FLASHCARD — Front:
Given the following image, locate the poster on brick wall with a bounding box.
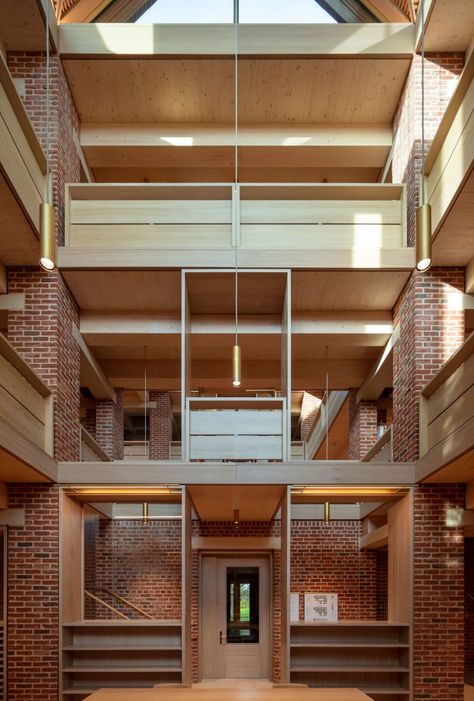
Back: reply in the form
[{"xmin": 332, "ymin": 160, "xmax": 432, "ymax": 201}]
[
  {"xmin": 290, "ymin": 592, "xmax": 299, "ymax": 622},
  {"xmin": 304, "ymin": 593, "xmax": 338, "ymax": 622}
]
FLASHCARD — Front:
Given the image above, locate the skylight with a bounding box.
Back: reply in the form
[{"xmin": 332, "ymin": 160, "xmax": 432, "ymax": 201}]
[{"xmin": 136, "ymin": 0, "xmax": 336, "ymax": 24}]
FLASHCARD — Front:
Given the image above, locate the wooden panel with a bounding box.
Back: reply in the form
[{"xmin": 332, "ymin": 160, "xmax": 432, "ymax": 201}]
[
  {"xmin": 241, "ymin": 224, "xmax": 401, "ymax": 250},
  {"xmin": 240, "ymin": 200, "xmax": 401, "ymax": 224},
  {"xmin": 182, "ymin": 488, "xmax": 192, "ymax": 686},
  {"xmin": 0, "ymin": 354, "xmax": 46, "ymax": 422},
  {"xmin": 71, "ymin": 200, "xmax": 232, "ymax": 224},
  {"xmin": 188, "ymin": 485, "xmax": 285, "ymax": 522},
  {"xmin": 0, "ymin": 386, "xmax": 45, "ymax": 449},
  {"xmin": 427, "ymin": 385, "xmax": 474, "ymax": 451},
  {"xmin": 189, "ymin": 435, "xmax": 283, "ymax": 461},
  {"xmin": 426, "ymin": 352, "xmax": 474, "ymax": 423},
  {"xmin": 281, "ymin": 487, "xmax": 291, "ymax": 684},
  {"xmin": 190, "ymin": 410, "xmax": 282, "ymax": 436},
  {"xmin": 70, "ymin": 224, "xmax": 231, "ymax": 249},
  {"xmin": 387, "ymin": 493, "xmax": 413, "ymax": 624},
  {"xmin": 60, "ymin": 492, "xmax": 83, "ymax": 623},
  {"xmin": 62, "ymin": 56, "xmax": 410, "ymax": 125},
  {"xmin": 83, "ymin": 687, "xmax": 373, "ymax": 700}
]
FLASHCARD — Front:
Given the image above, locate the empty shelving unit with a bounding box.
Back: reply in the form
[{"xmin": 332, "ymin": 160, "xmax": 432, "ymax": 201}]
[
  {"xmin": 290, "ymin": 622, "xmax": 411, "ymax": 701},
  {"xmin": 61, "ymin": 621, "xmax": 182, "ymax": 700}
]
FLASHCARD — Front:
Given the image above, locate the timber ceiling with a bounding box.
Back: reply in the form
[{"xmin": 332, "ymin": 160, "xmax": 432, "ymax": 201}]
[{"xmin": 432, "ymin": 169, "xmax": 474, "ymax": 266}]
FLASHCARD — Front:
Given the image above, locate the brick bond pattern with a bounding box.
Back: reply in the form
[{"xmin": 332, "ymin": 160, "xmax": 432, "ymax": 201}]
[
  {"xmin": 7, "ymin": 484, "xmax": 60, "ymax": 701},
  {"xmin": 348, "ymin": 391, "xmax": 378, "ymax": 461},
  {"xmin": 413, "ymin": 485, "xmax": 465, "ymax": 701},
  {"xmin": 149, "ymin": 391, "xmax": 172, "ymax": 459},
  {"xmin": 392, "ymin": 267, "xmax": 466, "ymax": 463},
  {"xmin": 300, "ymin": 391, "xmax": 324, "ymax": 442},
  {"xmin": 96, "ymin": 390, "xmax": 125, "ymax": 461}
]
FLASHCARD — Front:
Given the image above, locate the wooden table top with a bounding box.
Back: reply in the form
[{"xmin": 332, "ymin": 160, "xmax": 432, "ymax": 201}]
[{"xmin": 86, "ymin": 688, "xmax": 372, "ymax": 701}]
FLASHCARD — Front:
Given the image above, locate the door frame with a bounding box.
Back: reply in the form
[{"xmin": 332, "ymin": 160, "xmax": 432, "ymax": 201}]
[{"xmin": 198, "ymin": 551, "xmax": 273, "ymax": 681}]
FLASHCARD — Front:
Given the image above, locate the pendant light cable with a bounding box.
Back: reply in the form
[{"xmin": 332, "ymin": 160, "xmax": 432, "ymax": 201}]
[
  {"xmin": 144, "ymin": 345, "xmax": 148, "ymax": 459},
  {"xmin": 325, "ymin": 345, "xmax": 329, "ymax": 461},
  {"xmin": 45, "ymin": 0, "xmax": 50, "ymax": 203},
  {"xmin": 234, "ymin": 0, "xmax": 239, "ymax": 348},
  {"xmin": 420, "ymin": 0, "xmax": 425, "ymax": 205}
]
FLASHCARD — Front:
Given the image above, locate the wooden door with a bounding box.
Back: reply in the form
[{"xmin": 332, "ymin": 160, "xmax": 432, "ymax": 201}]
[{"xmin": 201, "ymin": 556, "xmax": 270, "ymax": 680}]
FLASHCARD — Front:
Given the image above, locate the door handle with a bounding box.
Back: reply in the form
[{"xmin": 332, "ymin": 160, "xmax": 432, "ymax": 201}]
[{"xmin": 219, "ymin": 631, "xmax": 226, "ymax": 644}]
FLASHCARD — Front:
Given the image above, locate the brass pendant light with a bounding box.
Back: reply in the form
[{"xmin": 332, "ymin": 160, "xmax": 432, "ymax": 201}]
[
  {"xmin": 39, "ymin": 0, "xmax": 56, "ymax": 272},
  {"xmin": 232, "ymin": 0, "xmax": 241, "ymax": 388},
  {"xmin": 415, "ymin": 0, "xmax": 432, "ymax": 272}
]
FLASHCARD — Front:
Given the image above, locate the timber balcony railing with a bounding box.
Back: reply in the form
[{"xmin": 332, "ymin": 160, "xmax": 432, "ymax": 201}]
[
  {"xmin": 62, "ymin": 182, "xmax": 409, "ymax": 269},
  {"xmin": 0, "ymin": 332, "xmax": 53, "ymax": 456},
  {"xmin": 419, "ymin": 331, "xmax": 474, "ymax": 457}
]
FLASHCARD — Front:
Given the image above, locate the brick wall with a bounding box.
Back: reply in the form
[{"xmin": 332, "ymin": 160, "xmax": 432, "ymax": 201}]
[
  {"xmin": 413, "ymin": 484, "xmax": 465, "ymax": 701},
  {"xmin": 86, "ymin": 519, "xmax": 182, "ymax": 619},
  {"xmin": 7, "ymin": 268, "xmax": 81, "ymax": 461},
  {"xmin": 376, "ymin": 550, "xmax": 388, "ymax": 621},
  {"xmin": 7, "ymin": 484, "xmax": 60, "ymax": 701},
  {"xmin": 466, "ymin": 537, "xmax": 474, "ymax": 673},
  {"xmin": 149, "ymin": 391, "xmax": 172, "ymax": 460},
  {"xmin": 96, "ymin": 390, "xmax": 124, "ymax": 460},
  {"xmin": 8, "ymin": 52, "xmax": 81, "ymax": 247},
  {"xmin": 83, "ymin": 405, "xmax": 97, "ymax": 437},
  {"xmin": 392, "ymin": 53, "xmax": 464, "ymax": 246},
  {"xmin": 348, "ymin": 391, "xmax": 378, "ymax": 460},
  {"xmin": 300, "ymin": 391, "xmax": 324, "ymax": 442},
  {"xmin": 392, "ymin": 267, "xmax": 465, "ymax": 462},
  {"xmin": 291, "ymin": 520, "xmax": 378, "ymax": 621}
]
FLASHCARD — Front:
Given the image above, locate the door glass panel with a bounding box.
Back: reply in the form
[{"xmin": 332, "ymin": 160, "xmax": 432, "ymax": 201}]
[{"xmin": 226, "ymin": 567, "xmax": 259, "ymax": 643}]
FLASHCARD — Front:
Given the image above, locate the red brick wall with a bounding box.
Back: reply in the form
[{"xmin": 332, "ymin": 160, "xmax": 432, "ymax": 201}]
[
  {"xmin": 291, "ymin": 520, "xmax": 378, "ymax": 621},
  {"xmin": 7, "ymin": 52, "xmax": 81, "ymax": 247},
  {"xmin": 392, "ymin": 267, "xmax": 465, "ymax": 462},
  {"xmin": 7, "ymin": 484, "xmax": 60, "ymax": 701},
  {"xmin": 7, "ymin": 268, "xmax": 81, "ymax": 461},
  {"xmin": 413, "ymin": 484, "xmax": 465, "ymax": 701},
  {"xmin": 86, "ymin": 519, "xmax": 182, "ymax": 619},
  {"xmin": 149, "ymin": 391, "xmax": 172, "ymax": 460},
  {"xmin": 348, "ymin": 391, "xmax": 378, "ymax": 460},
  {"xmin": 300, "ymin": 391, "xmax": 324, "ymax": 442},
  {"xmin": 392, "ymin": 53, "xmax": 464, "ymax": 246},
  {"xmin": 376, "ymin": 550, "xmax": 388, "ymax": 621},
  {"xmin": 466, "ymin": 537, "xmax": 474, "ymax": 673},
  {"xmin": 96, "ymin": 390, "xmax": 124, "ymax": 460}
]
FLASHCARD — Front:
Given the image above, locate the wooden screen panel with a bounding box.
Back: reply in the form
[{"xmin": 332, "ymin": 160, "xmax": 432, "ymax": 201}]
[
  {"xmin": 189, "ymin": 434, "xmax": 284, "ymax": 461},
  {"xmin": 240, "ymin": 200, "xmax": 401, "ymax": 224},
  {"xmin": 190, "ymin": 409, "xmax": 283, "ymax": 435},
  {"xmin": 71, "ymin": 200, "xmax": 232, "ymax": 224},
  {"xmin": 70, "ymin": 224, "xmax": 232, "ymax": 249},
  {"xmin": 240, "ymin": 224, "xmax": 402, "ymax": 250}
]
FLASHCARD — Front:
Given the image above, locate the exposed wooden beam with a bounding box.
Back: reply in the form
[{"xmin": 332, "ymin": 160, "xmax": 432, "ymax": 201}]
[
  {"xmin": 0, "ymin": 262, "xmax": 6, "ymax": 294},
  {"xmin": 358, "ymin": 0, "xmax": 410, "ymax": 22},
  {"xmin": 57, "ymin": 460, "xmax": 416, "ymax": 485},
  {"xmin": 72, "ymin": 129, "xmax": 94, "ymax": 183},
  {"xmin": 80, "ymin": 310, "xmax": 392, "ymax": 345},
  {"xmin": 61, "ymin": 0, "xmax": 114, "ymax": 23},
  {"xmin": 356, "ymin": 326, "xmax": 399, "ymax": 402},
  {"xmin": 466, "ymin": 257, "xmax": 474, "ymax": 294},
  {"xmin": 72, "ymin": 323, "xmax": 116, "ymax": 402},
  {"xmin": 360, "ymin": 523, "xmax": 389, "ymax": 550},
  {"xmin": 58, "ymin": 247, "xmax": 415, "ymax": 271},
  {"xmin": 0, "ymin": 292, "xmax": 25, "ymax": 311},
  {"xmin": 0, "ymin": 415, "xmax": 57, "ymax": 482},
  {"xmin": 59, "ymin": 24, "xmax": 415, "ymax": 58}
]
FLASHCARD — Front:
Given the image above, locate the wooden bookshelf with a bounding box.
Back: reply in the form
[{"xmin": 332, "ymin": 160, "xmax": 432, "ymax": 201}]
[
  {"xmin": 290, "ymin": 622, "xmax": 411, "ymax": 701},
  {"xmin": 62, "ymin": 621, "xmax": 182, "ymax": 700}
]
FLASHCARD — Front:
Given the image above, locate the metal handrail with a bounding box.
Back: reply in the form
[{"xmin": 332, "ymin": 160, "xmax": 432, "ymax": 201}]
[{"xmin": 99, "ymin": 588, "xmax": 155, "ymax": 620}]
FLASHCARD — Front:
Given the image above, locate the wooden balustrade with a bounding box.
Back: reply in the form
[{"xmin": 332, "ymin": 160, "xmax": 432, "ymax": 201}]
[
  {"xmin": 0, "ymin": 332, "xmax": 53, "ymax": 455},
  {"xmin": 419, "ymin": 332, "xmax": 474, "ymax": 456}
]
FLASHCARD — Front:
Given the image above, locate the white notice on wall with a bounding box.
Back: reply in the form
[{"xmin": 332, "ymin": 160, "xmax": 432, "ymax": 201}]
[
  {"xmin": 290, "ymin": 592, "xmax": 299, "ymax": 622},
  {"xmin": 304, "ymin": 593, "xmax": 338, "ymax": 622}
]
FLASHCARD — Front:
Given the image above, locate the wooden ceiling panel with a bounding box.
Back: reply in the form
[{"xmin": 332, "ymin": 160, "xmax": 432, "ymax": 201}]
[
  {"xmin": 63, "ymin": 57, "xmax": 410, "ymax": 126},
  {"xmin": 189, "ymin": 485, "xmax": 285, "ymax": 521},
  {"xmin": 0, "ymin": 175, "xmax": 39, "ymax": 265},
  {"xmin": 292, "ymin": 271, "xmax": 409, "ymax": 311},
  {"xmin": 424, "ymin": 0, "xmax": 474, "ymax": 52},
  {"xmin": 63, "ymin": 270, "xmax": 181, "ymax": 310},
  {"xmin": 0, "ymin": 0, "xmax": 49, "ymax": 51},
  {"xmin": 186, "ymin": 272, "xmax": 287, "ymax": 315}
]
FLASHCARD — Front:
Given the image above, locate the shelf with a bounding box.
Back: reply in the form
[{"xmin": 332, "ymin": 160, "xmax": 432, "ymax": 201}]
[
  {"xmin": 290, "ymin": 643, "xmax": 409, "ymax": 649},
  {"xmin": 63, "ymin": 667, "xmax": 181, "ymax": 673},
  {"xmin": 290, "ymin": 622, "xmax": 409, "ymax": 627},
  {"xmin": 64, "ymin": 620, "xmax": 181, "ymax": 627},
  {"xmin": 362, "ymin": 690, "xmax": 410, "ymax": 696},
  {"xmin": 63, "ymin": 645, "xmax": 182, "ymax": 651},
  {"xmin": 290, "ymin": 666, "xmax": 409, "ymax": 673},
  {"xmin": 62, "ymin": 691, "xmax": 96, "ymax": 696}
]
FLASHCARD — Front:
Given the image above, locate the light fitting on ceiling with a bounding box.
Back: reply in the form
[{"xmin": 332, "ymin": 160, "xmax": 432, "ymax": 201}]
[
  {"xmin": 415, "ymin": 0, "xmax": 432, "ymax": 273},
  {"xmin": 233, "ymin": 508, "xmax": 240, "ymax": 525},
  {"xmin": 292, "ymin": 486, "xmax": 401, "ymax": 497},
  {"xmin": 39, "ymin": 0, "xmax": 56, "ymax": 272},
  {"xmin": 143, "ymin": 502, "xmax": 149, "ymax": 524}
]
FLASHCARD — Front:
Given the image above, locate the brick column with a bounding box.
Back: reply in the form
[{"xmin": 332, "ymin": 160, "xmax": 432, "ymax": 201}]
[
  {"xmin": 392, "ymin": 268, "xmax": 465, "ymax": 462},
  {"xmin": 7, "ymin": 484, "xmax": 60, "ymax": 701},
  {"xmin": 300, "ymin": 391, "xmax": 324, "ymax": 441},
  {"xmin": 149, "ymin": 391, "xmax": 172, "ymax": 460},
  {"xmin": 83, "ymin": 405, "xmax": 97, "ymax": 437},
  {"xmin": 348, "ymin": 390, "xmax": 378, "ymax": 460},
  {"xmin": 413, "ymin": 484, "xmax": 465, "ymax": 701},
  {"xmin": 96, "ymin": 390, "xmax": 124, "ymax": 460}
]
